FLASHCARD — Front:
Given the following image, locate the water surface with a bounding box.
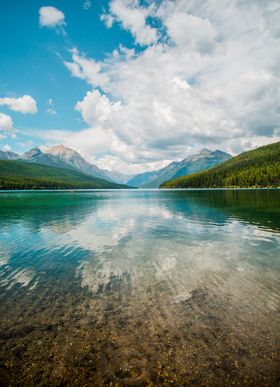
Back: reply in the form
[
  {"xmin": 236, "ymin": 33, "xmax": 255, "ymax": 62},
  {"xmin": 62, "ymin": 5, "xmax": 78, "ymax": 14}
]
[{"xmin": 0, "ymin": 190, "xmax": 279, "ymax": 385}]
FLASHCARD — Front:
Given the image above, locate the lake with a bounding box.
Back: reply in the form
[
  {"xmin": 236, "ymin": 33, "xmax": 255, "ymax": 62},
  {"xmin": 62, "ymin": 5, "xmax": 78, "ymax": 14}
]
[{"xmin": 0, "ymin": 189, "xmax": 279, "ymax": 385}]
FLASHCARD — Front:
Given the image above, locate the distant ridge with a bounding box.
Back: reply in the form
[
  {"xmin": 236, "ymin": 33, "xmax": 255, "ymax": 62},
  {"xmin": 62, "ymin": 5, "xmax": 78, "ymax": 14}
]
[
  {"xmin": 0, "ymin": 145, "xmax": 231, "ymax": 187},
  {"xmin": 21, "ymin": 147, "xmax": 76, "ymax": 170},
  {"xmin": 46, "ymin": 145, "xmax": 134, "ymax": 184},
  {"xmin": 128, "ymin": 149, "xmax": 232, "ymax": 188},
  {"xmin": 0, "ymin": 160, "xmax": 128, "ymax": 190},
  {"xmin": 0, "ymin": 145, "xmax": 133, "ymax": 184},
  {"xmin": 161, "ymin": 141, "xmax": 280, "ymax": 188},
  {"xmin": 0, "ymin": 149, "xmax": 19, "ymax": 161},
  {"xmin": 46, "ymin": 144, "xmax": 110, "ymax": 181}
]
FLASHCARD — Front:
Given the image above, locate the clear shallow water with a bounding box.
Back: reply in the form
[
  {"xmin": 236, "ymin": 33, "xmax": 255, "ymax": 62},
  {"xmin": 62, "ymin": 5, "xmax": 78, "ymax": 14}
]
[{"xmin": 0, "ymin": 189, "xmax": 279, "ymax": 386}]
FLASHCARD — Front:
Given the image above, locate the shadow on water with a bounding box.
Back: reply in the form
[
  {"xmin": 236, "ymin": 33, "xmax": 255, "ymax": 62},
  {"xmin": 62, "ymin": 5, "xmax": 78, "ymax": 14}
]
[
  {"xmin": 1, "ymin": 189, "xmax": 279, "ymax": 231},
  {"xmin": 0, "ymin": 190, "xmax": 279, "ymax": 385},
  {"xmin": 162, "ymin": 189, "xmax": 280, "ymax": 233},
  {"xmin": 0, "ymin": 191, "xmax": 105, "ymax": 229}
]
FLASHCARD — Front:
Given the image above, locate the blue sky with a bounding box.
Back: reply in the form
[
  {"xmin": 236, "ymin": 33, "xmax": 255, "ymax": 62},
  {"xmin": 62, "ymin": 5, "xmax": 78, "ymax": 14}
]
[
  {"xmin": 0, "ymin": 0, "xmax": 132, "ymax": 144},
  {"xmin": 0, "ymin": 0, "xmax": 280, "ymax": 173}
]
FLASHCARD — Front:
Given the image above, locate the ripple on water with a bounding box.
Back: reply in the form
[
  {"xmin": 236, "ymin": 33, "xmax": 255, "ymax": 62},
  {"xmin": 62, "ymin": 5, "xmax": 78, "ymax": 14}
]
[{"xmin": 0, "ymin": 190, "xmax": 279, "ymax": 385}]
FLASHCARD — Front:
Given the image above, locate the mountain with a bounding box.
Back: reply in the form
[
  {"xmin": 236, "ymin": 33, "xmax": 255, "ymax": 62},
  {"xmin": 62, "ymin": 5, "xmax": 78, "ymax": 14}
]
[
  {"xmin": 102, "ymin": 170, "xmax": 134, "ymax": 185},
  {"xmin": 128, "ymin": 170, "xmax": 159, "ymax": 187},
  {"xmin": 1, "ymin": 145, "xmax": 133, "ymax": 185},
  {"xmin": 0, "ymin": 160, "xmax": 128, "ymax": 190},
  {"xmin": 1, "ymin": 145, "xmax": 232, "ymax": 188},
  {"xmin": 128, "ymin": 149, "xmax": 232, "ymax": 188},
  {"xmin": 0, "ymin": 149, "xmax": 20, "ymax": 160},
  {"xmin": 46, "ymin": 145, "xmax": 111, "ymax": 181},
  {"xmin": 161, "ymin": 141, "xmax": 280, "ymax": 188},
  {"xmin": 21, "ymin": 147, "xmax": 76, "ymax": 170}
]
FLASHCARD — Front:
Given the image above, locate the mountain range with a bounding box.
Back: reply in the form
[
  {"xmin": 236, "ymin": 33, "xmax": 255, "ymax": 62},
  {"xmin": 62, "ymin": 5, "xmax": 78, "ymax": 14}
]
[
  {"xmin": 161, "ymin": 141, "xmax": 280, "ymax": 188},
  {"xmin": 0, "ymin": 145, "xmax": 232, "ymax": 188},
  {"xmin": 127, "ymin": 149, "xmax": 232, "ymax": 188},
  {"xmin": 0, "ymin": 145, "xmax": 133, "ymax": 184},
  {"xmin": 0, "ymin": 149, "xmax": 19, "ymax": 161},
  {"xmin": 1, "ymin": 142, "xmax": 278, "ymax": 190},
  {"xmin": 0, "ymin": 159, "xmax": 127, "ymax": 190}
]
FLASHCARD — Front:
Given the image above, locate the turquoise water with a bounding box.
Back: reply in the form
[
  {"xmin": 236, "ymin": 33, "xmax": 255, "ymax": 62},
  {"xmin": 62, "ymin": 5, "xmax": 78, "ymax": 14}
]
[{"xmin": 0, "ymin": 189, "xmax": 279, "ymax": 385}]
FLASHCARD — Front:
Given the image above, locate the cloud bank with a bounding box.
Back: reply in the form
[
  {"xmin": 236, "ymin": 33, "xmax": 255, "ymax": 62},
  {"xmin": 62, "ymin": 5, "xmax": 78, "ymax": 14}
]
[{"xmin": 57, "ymin": 0, "xmax": 280, "ymax": 172}]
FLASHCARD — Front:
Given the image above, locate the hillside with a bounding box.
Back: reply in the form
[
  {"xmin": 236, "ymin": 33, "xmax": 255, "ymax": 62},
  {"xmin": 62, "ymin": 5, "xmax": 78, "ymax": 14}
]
[
  {"xmin": 21, "ymin": 147, "xmax": 77, "ymax": 170},
  {"xmin": 128, "ymin": 149, "xmax": 231, "ymax": 188},
  {"xmin": 0, "ymin": 160, "xmax": 128, "ymax": 190},
  {"xmin": 0, "ymin": 145, "xmax": 133, "ymax": 184},
  {"xmin": 161, "ymin": 142, "xmax": 280, "ymax": 188}
]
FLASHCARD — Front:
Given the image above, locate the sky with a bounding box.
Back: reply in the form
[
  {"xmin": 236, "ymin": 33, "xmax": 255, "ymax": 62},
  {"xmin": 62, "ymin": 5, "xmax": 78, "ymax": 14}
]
[{"xmin": 0, "ymin": 0, "xmax": 279, "ymax": 174}]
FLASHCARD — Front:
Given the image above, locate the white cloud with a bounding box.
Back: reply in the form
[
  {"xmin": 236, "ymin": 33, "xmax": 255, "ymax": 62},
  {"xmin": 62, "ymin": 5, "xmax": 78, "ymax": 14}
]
[
  {"xmin": 100, "ymin": 13, "xmax": 115, "ymax": 28},
  {"xmin": 46, "ymin": 98, "xmax": 56, "ymax": 115},
  {"xmin": 172, "ymin": 77, "xmax": 190, "ymax": 90},
  {"xmin": 39, "ymin": 6, "xmax": 65, "ymax": 28},
  {"xmin": 103, "ymin": 0, "xmax": 158, "ymax": 46},
  {"xmin": 83, "ymin": 1, "xmax": 92, "ymax": 11},
  {"xmin": 3, "ymin": 144, "xmax": 11, "ymax": 152},
  {"xmin": 0, "ymin": 113, "xmax": 15, "ymax": 132},
  {"xmin": 47, "ymin": 108, "xmax": 57, "ymax": 115},
  {"xmin": 61, "ymin": 0, "xmax": 280, "ymax": 173},
  {"xmin": 165, "ymin": 12, "xmax": 218, "ymax": 53},
  {"xmin": 75, "ymin": 90, "xmax": 121, "ymax": 126},
  {"xmin": 96, "ymin": 155, "xmax": 171, "ymax": 174},
  {"xmin": 38, "ymin": 126, "xmax": 172, "ymax": 174},
  {"xmin": 38, "ymin": 126, "xmax": 117, "ymax": 160},
  {"xmin": 64, "ymin": 49, "xmax": 108, "ymax": 87},
  {"xmin": 0, "ymin": 95, "xmax": 37, "ymax": 114}
]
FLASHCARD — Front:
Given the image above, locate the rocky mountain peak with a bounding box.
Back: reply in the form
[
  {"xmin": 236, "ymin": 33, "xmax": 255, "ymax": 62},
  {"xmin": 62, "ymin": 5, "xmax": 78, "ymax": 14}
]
[
  {"xmin": 46, "ymin": 145, "xmax": 86, "ymax": 167},
  {"xmin": 48, "ymin": 144, "xmax": 77, "ymax": 156},
  {"xmin": 22, "ymin": 147, "xmax": 42, "ymax": 159},
  {"xmin": 0, "ymin": 149, "xmax": 19, "ymax": 160}
]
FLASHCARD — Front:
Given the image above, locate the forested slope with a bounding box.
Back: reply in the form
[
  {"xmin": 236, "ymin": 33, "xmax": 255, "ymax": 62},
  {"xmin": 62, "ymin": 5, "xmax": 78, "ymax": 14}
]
[
  {"xmin": 161, "ymin": 142, "xmax": 280, "ymax": 188},
  {"xmin": 0, "ymin": 160, "xmax": 127, "ymax": 189}
]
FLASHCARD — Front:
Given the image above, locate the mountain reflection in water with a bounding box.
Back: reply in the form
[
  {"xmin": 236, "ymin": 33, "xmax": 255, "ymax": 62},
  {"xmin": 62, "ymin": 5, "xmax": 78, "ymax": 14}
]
[{"xmin": 0, "ymin": 190, "xmax": 279, "ymax": 385}]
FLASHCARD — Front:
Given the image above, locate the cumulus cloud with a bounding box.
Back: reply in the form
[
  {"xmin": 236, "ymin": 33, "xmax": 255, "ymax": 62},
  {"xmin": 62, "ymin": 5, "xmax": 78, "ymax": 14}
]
[
  {"xmin": 165, "ymin": 12, "xmax": 218, "ymax": 53},
  {"xmin": 0, "ymin": 95, "xmax": 37, "ymax": 114},
  {"xmin": 62, "ymin": 0, "xmax": 280, "ymax": 173},
  {"xmin": 64, "ymin": 48, "xmax": 108, "ymax": 86},
  {"xmin": 3, "ymin": 144, "xmax": 11, "ymax": 152},
  {"xmin": 38, "ymin": 126, "xmax": 171, "ymax": 174},
  {"xmin": 75, "ymin": 90, "xmax": 121, "ymax": 126},
  {"xmin": 102, "ymin": 0, "xmax": 158, "ymax": 46},
  {"xmin": 39, "ymin": 6, "xmax": 65, "ymax": 29},
  {"xmin": 0, "ymin": 113, "xmax": 15, "ymax": 132}
]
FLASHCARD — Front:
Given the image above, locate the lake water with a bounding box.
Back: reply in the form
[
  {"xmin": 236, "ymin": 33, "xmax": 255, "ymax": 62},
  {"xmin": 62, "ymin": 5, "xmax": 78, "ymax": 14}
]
[{"xmin": 0, "ymin": 189, "xmax": 279, "ymax": 385}]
